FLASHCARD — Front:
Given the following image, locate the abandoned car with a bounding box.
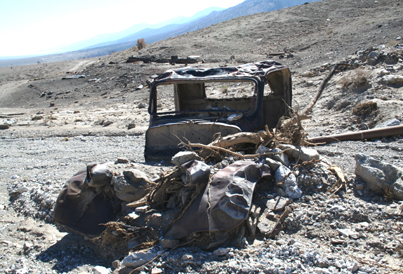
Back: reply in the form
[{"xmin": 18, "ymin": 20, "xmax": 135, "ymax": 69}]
[{"xmin": 145, "ymin": 60, "xmax": 292, "ymax": 161}]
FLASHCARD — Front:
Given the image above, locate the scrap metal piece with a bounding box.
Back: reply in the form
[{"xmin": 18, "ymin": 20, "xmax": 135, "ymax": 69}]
[
  {"xmin": 53, "ymin": 164, "xmax": 121, "ymax": 237},
  {"xmin": 308, "ymin": 124, "xmax": 403, "ymax": 144},
  {"xmin": 181, "ymin": 160, "xmax": 211, "ymax": 186},
  {"xmin": 165, "ymin": 161, "xmax": 271, "ymax": 240}
]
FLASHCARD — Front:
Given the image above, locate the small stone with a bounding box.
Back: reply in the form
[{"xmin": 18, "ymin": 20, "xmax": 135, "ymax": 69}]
[
  {"xmin": 275, "ymin": 165, "xmax": 302, "ymax": 199},
  {"xmin": 348, "ymin": 261, "xmax": 359, "ymax": 272},
  {"xmin": 146, "ymin": 213, "xmax": 163, "ymax": 228},
  {"xmin": 257, "ymin": 208, "xmax": 277, "ymax": 234},
  {"xmin": 31, "ymin": 115, "xmax": 43, "ymax": 121},
  {"xmin": 266, "ymin": 197, "xmax": 291, "ymax": 212},
  {"xmin": 0, "ymin": 124, "xmax": 10, "ymax": 129},
  {"xmin": 279, "ymin": 144, "xmax": 320, "ymax": 162},
  {"xmin": 135, "ymin": 205, "xmax": 148, "ymax": 213},
  {"xmin": 171, "ymin": 151, "xmax": 201, "ymax": 166},
  {"xmin": 182, "ymin": 160, "xmax": 210, "ymax": 186},
  {"xmin": 182, "ymin": 254, "xmax": 193, "ymax": 261},
  {"xmin": 112, "ymin": 260, "xmax": 120, "ymax": 270},
  {"xmin": 127, "ymin": 212, "xmax": 140, "ymax": 220},
  {"xmin": 135, "ymin": 84, "xmax": 144, "ymax": 90},
  {"xmin": 213, "ymin": 247, "xmax": 230, "ymax": 256},
  {"xmin": 116, "ymin": 158, "xmax": 130, "ymax": 164},
  {"xmin": 127, "ymin": 123, "xmax": 136, "ymax": 130},
  {"xmin": 138, "ymin": 102, "xmax": 147, "ymax": 108},
  {"xmin": 265, "ymin": 157, "xmax": 282, "ymax": 172},
  {"xmin": 375, "ymin": 118, "xmax": 400, "ymax": 128},
  {"xmin": 102, "ymin": 120, "xmax": 113, "ymax": 127},
  {"xmin": 159, "ymin": 238, "xmax": 179, "ymax": 249},
  {"xmin": 151, "ymin": 268, "xmax": 163, "ymax": 274},
  {"xmin": 355, "ymin": 183, "xmax": 364, "ymax": 190},
  {"xmin": 271, "ymin": 148, "xmax": 289, "ymax": 166},
  {"xmin": 331, "ymin": 238, "xmax": 345, "ymax": 245},
  {"xmin": 381, "ymin": 75, "xmax": 403, "ymax": 85},
  {"xmin": 23, "ymin": 242, "xmax": 33, "ymax": 255},
  {"xmin": 337, "ymin": 228, "xmax": 360, "ymax": 239},
  {"xmin": 121, "ymin": 249, "xmax": 156, "ymax": 268}
]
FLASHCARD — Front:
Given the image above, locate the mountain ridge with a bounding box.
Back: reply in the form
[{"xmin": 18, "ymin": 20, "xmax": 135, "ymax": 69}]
[{"xmin": 0, "ymin": 0, "xmax": 320, "ymax": 66}]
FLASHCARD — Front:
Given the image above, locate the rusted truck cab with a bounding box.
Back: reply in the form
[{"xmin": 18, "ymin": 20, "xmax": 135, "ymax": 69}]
[{"xmin": 145, "ymin": 60, "xmax": 292, "ymax": 161}]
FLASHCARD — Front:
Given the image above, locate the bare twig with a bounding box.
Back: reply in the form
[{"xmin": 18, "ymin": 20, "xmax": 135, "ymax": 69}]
[
  {"xmin": 266, "ymin": 206, "xmax": 292, "ymax": 238},
  {"xmin": 301, "ymin": 63, "xmax": 348, "ymax": 116},
  {"xmin": 128, "ymin": 237, "xmax": 205, "ymax": 274}
]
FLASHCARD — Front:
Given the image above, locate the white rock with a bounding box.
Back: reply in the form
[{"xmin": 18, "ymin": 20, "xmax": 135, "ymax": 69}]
[
  {"xmin": 181, "ymin": 254, "xmax": 193, "ymax": 261},
  {"xmin": 355, "ymin": 153, "xmax": 403, "ymax": 200},
  {"xmin": 375, "ymin": 118, "xmax": 400, "ymax": 128},
  {"xmin": 275, "ymin": 165, "xmax": 302, "ymax": 199},
  {"xmin": 213, "ymin": 247, "xmax": 230, "ymax": 256},
  {"xmin": 138, "ymin": 102, "xmax": 147, "ymax": 108},
  {"xmin": 159, "ymin": 238, "xmax": 179, "ymax": 249},
  {"xmin": 381, "ymin": 74, "xmax": 403, "ymax": 85},
  {"xmin": 171, "ymin": 151, "xmax": 201, "ymax": 166},
  {"xmin": 93, "ymin": 266, "xmax": 111, "ymax": 274},
  {"xmin": 135, "ymin": 205, "xmax": 149, "ymax": 213},
  {"xmin": 337, "ymin": 228, "xmax": 360, "ymax": 239},
  {"xmin": 121, "ymin": 249, "xmax": 156, "ymax": 268},
  {"xmin": 279, "ymin": 144, "xmax": 320, "ymax": 162},
  {"xmin": 265, "ymin": 157, "xmax": 282, "ymax": 172}
]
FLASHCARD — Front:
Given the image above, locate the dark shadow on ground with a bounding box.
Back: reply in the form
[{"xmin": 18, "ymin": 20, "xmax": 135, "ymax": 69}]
[{"xmin": 37, "ymin": 233, "xmax": 110, "ymax": 273}]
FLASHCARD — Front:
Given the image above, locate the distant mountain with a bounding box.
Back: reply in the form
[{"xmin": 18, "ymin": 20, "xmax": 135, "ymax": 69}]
[
  {"xmin": 60, "ymin": 6, "xmax": 225, "ymax": 52},
  {"xmin": 95, "ymin": 0, "xmax": 320, "ymax": 48},
  {"xmin": 0, "ymin": 0, "xmax": 321, "ymax": 66}
]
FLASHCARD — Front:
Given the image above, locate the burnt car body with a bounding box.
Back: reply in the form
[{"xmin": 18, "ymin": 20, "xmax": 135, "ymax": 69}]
[{"xmin": 145, "ymin": 60, "xmax": 292, "ymax": 161}]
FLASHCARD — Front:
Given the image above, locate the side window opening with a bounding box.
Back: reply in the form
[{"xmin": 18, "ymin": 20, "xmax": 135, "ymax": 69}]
[{"xmin": 154, "ymin": 80, "xmax": 257, "ymax": 115}]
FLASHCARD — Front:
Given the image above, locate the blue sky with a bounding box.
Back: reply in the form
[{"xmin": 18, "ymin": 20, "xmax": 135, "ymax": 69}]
[{"xmin": 0, "ymin": 0, "xmax": 244, "ymax": 57}]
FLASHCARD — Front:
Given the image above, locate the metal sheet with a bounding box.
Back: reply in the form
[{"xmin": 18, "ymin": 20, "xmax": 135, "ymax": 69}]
[{"xmin": 165, "ymin": 161, "xmax": 271, "ymax": 239}]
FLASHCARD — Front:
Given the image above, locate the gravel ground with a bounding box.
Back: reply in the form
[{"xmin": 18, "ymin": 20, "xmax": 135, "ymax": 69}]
[
  {"xmin": 0, "ymin": 135, "xmax": 146, "ymax": 273},
  {"xmin": 1, "ymin": 133, "xmax": 403, "ymax": 273}
]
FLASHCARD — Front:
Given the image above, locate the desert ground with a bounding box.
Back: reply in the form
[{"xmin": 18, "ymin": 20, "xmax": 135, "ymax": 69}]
[{"xmin": 1, "ymin": 0, "xmax": 403, "ymax": 273}]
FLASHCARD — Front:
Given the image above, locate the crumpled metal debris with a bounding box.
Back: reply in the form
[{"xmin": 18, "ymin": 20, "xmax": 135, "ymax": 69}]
[
  {"xmin": 54, "ymin": 131, "xmax": 343, "ymax": 271},
  {"xmin": 53, "ymin": 162, "xmax": 153, "ymax": 237},
  {"xmin": 165, "ymin": 161, "xmax": 271, "ymax": 240},
  {"xmin": 53, "ymin": 163, "xmax": 120, "ymax": 237}
]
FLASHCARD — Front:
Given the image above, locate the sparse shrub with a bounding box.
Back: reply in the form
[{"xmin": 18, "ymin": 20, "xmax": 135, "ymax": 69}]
[
  {"xmin": 136, "ymin": 38, "xmax": 146, "ymax": 50},
  {"xmin": 338, "ymin": 68, "xmax": 371, "ymax": 92},
  {"xmin": 352, "ymin": 101, "xmax": 378, "ymax": 116}
]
